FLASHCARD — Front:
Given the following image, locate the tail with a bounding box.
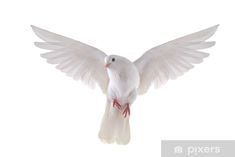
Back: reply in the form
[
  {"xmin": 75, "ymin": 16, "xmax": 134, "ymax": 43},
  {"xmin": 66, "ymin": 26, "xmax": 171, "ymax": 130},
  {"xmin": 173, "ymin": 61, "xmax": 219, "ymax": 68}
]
[{"xmin": 98, "ymin": 101, "xmax": 130, "ymax": 145}]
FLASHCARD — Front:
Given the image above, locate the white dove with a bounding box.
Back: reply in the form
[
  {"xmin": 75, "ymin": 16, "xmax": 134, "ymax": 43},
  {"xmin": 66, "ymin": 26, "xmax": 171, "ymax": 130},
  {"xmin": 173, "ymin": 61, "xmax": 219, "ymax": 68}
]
[{"xmin": 31, "ymin": 25, "xmax": 218, "ymax": 144}]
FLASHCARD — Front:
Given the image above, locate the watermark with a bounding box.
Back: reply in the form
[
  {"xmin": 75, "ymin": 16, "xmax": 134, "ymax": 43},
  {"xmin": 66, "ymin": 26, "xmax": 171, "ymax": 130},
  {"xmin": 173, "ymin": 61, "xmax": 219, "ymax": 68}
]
[
  {"xmin": 173, "ymin": 145, "xmax": 221, "ymax": 156},
  {"xmin": 162, "ymin": 140, "xmax": 235, "ymax": 157}
]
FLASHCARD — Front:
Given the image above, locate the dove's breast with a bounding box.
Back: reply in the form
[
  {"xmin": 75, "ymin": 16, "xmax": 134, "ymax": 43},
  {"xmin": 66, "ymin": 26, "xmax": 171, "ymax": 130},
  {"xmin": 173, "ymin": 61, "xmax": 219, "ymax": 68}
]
[{"xmin": 107, "ymin": 64, "xmax": 139, "ymax": 98}]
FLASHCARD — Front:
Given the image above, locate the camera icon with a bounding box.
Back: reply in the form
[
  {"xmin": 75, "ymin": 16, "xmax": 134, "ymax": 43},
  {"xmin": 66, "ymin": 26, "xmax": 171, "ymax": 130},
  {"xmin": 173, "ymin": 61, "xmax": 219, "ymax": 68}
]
[{"xmin": 174, "ymin": 146, "xmax": 183, "ymax": 154}]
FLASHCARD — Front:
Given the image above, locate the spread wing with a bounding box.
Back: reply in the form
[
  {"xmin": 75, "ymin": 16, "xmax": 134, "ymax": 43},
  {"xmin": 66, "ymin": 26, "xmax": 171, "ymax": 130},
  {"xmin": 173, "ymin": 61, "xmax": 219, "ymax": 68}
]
[
  {"xmin": 31, "ymin": 25, "xmax": 109, "ymax": 93},
  {"xmin": 134, "ymin": 25, "xmax": 219, "ymax": 94}
]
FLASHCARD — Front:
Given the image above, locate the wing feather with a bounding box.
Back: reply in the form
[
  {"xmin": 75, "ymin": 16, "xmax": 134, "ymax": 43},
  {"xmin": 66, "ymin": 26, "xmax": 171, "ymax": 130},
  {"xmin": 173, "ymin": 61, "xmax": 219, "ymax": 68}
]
[
  {"xmin": 134, "ymin": 25, "xmax": 219, "ymax": 94},
  {"xmin": 31, "ymin": 25, "xmax": 109, "ymax": 93}
]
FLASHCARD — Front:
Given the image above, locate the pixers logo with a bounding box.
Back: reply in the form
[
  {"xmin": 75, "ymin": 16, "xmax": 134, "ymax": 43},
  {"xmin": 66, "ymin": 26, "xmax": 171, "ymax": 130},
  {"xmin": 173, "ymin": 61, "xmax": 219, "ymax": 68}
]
[
  {"xmin": 165, "ymin": 140, "xmax": 234, "ymax": 157},
  {"xmin": 186, "ymin": 146, "xmax": 221, "ymax": 156}
]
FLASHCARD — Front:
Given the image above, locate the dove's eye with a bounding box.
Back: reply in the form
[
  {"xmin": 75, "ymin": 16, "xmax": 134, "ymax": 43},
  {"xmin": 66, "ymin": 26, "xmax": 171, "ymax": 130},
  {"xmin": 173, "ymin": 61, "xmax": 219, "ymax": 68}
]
[{"xmin": 112, "ymin": 58, "xmax": 115, "ymax": 62}]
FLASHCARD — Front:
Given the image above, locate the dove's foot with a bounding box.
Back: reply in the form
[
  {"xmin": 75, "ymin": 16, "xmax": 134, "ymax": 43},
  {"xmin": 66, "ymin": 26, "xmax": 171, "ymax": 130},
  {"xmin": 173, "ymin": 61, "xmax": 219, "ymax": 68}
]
[
  {"xmin": 122, "ymin": 103, "xmax": 130, "ymax": 118},
  {"xmin": 113, "ymin": 99, "xmax": 122, "ymax": 110}
]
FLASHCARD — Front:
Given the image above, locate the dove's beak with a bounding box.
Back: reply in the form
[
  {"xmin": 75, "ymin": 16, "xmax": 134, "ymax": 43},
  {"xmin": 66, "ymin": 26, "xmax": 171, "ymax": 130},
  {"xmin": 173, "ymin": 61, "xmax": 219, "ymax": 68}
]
[{"xmin": 105, "ymin": 63, "xmax": 111, "ymax": 68}]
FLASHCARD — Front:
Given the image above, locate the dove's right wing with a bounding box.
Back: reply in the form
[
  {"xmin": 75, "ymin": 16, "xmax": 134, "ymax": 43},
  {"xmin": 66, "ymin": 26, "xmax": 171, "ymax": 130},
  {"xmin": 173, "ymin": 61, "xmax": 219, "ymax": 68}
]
[
  {"xmin": 134, "ymin": 25, "xmax": 218, "ymax": 95},
  {"xmin": 31, "ymin": 25, "xmax": 109, "ymax": 93}
]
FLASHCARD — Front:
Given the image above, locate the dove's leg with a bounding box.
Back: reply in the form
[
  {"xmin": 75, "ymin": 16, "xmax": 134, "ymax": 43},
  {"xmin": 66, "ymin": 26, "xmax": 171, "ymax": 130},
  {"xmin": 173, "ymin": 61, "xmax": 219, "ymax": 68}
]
[
  {"xmin": 122, "ymin": 89, "xmax": 137, "ymax": 118},
  {"xmin": 113, "ymin": 99, "xmax": 122, "ymax": 110},
  {"xmin": 107, "ymin": 88, "xmax": 122, "ymax": 110},
  {"xmin": 122, "ymin": 103, "xmax": 130, "ymax": 118}
]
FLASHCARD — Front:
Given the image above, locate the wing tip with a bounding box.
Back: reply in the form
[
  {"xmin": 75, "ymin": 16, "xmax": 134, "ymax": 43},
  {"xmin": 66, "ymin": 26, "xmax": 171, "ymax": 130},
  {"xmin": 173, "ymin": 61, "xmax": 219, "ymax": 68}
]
[
  {"xmin": 30, "ymin": 25, "xmax": 39, "ymax": 32},
  {"xmin": 204, "ymin": 53, "xmax": 210, "ymax": 58},
  {"xmin": 213, "ymin": 24, "xmax": 219, "ymax": 31},
  {"xmin": 30, "ymin": 25, "xmax": 35, "ymax": 29},
  {"xmin": 31, "ymin": 25, "xmax": 43, "ymax": 38},
  {"xmin": 206, "ymin": 41, "xmax": 216, "ymax": 48},
  {"xmin": 40, "ymin": 53, "xmax": 47, "ymax": 59},
  {"xmin": 211, "ymin": 41, "xmax": 216, "ymax": 47},
  {"xmin": 207, "ymin": 24, "xmax": 220, "ymax": 35},
  {"xmin": 34, "ymin": 42, "xmax": 40, "ymax": 47},
  {"xmin": 208, "ymin": 24, "xmax": 219, "ymax": 30},
  {"xmin": 214, "ymin": 24, "xmax": 220, "ymax": 29}
]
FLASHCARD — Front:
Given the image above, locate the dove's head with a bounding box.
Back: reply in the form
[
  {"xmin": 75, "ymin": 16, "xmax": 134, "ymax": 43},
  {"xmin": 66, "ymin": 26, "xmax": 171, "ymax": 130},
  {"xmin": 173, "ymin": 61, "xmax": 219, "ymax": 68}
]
[{"xmin": 104, "ymin": 55, "xmax": 131, "ymax": 71}]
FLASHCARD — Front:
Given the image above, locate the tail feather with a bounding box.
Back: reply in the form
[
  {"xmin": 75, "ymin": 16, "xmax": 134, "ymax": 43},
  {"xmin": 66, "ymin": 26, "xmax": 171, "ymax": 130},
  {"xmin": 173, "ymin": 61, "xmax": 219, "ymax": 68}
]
[
  {"xmin": 98, "ymin": 101, "xmax": 130, "ymax": 145},
  {"xmin": 115, "ymin": 117, "xmax": 130, "ymax": 144}
]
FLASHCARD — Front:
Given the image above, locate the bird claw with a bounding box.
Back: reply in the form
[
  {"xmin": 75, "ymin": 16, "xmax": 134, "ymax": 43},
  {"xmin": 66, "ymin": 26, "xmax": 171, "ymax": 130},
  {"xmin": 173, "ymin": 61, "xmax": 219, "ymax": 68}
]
[
  {"xmin": 122, "ymin": 103, "xmax": 130, "ymax": 118},
  {"xmin": 113, "ymin": 99, "xmax": 122, "ymax": 110}
]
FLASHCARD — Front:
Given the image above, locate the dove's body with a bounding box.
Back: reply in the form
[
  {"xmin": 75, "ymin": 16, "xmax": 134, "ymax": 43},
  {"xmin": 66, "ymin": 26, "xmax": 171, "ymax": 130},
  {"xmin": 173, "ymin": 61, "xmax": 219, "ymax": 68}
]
[
  {"xmin": 98, "ymin": 56, "xmax": 140, "ymax": 144},
  {"xmin": 106, "ymin": 55, "xmax": 139, "ymax": 103},
  {"xmin": 32, "ymin": 24, "xmax": 218, "ymax": 145}
]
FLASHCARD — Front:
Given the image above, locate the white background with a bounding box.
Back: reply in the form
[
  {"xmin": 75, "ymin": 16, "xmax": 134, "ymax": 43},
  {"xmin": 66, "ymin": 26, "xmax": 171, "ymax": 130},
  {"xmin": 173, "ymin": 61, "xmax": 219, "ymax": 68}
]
[{"xmin": 0, "ymin": 0, "xmax": 234, "ymax": 157}]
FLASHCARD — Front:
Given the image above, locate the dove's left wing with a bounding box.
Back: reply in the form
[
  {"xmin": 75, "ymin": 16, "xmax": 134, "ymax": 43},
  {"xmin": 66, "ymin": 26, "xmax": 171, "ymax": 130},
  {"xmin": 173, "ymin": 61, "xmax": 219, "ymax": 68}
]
[
  {"xmin": 134, "ymin": 25, "xmax": 219, "ymax": 94},
  {"xmin": 31, "ymin": 25, "xmax": 109, "ymax": 93}
]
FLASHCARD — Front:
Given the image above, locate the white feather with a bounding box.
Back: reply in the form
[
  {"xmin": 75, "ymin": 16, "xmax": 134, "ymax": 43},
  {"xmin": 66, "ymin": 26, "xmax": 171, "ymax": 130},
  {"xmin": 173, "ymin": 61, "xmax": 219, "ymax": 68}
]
[
  {"xmin": 31, "ymin": 25, "xmax": 109, "ymax": 93},
  {"xmin": 134, "ymin": 25, "xmax": 219, "ymax": 94}
]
